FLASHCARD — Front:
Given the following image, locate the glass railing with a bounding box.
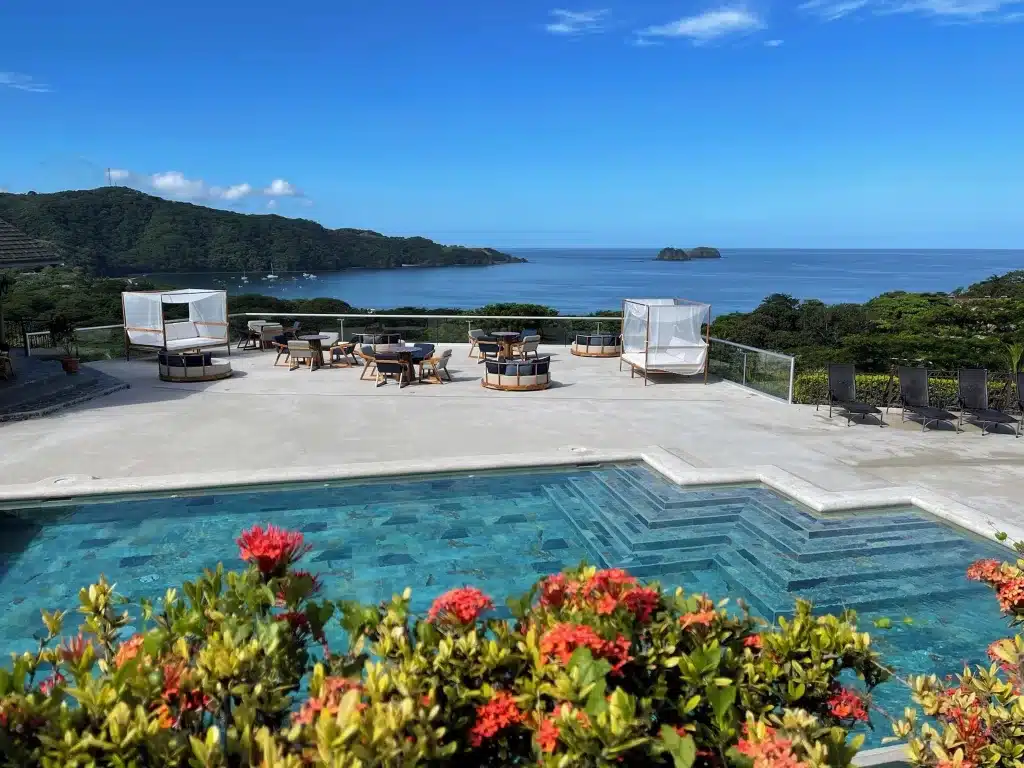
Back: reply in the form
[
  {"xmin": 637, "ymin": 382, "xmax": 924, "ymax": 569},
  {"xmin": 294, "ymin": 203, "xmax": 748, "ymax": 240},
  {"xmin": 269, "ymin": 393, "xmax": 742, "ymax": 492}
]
[
  {"xmin": 22, "ymin": 313, "xmax": 797, "ymax": 402},
  {"xmin": 709, "ymin": 337, "xmax": 795, "ymax": 402}
]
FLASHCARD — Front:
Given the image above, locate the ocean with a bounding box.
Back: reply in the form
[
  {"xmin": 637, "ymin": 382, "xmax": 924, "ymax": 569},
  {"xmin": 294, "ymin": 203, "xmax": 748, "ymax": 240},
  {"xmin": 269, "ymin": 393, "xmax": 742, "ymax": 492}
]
[{"xmin": 149, "ymin": 248, "xmax": 1024, "ymax": 316}]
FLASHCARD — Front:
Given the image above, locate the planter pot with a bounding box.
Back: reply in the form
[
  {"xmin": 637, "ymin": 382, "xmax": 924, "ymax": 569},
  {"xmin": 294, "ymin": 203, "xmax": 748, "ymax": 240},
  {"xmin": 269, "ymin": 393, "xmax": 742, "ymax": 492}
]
[{"xmin": 61, "ymin": 357, "xmax": 80, "ymax": 375}]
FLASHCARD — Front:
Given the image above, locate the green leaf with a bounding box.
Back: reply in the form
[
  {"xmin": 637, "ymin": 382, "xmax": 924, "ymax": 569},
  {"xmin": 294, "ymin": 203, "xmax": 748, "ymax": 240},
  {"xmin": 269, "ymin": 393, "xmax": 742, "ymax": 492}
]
[
  {"xmin": 660, "ymin": 725, "xmax": 697, "ymax": 768},
  {"xmin": 996, "ymin": 531, "xmax": 1009, "ymax": 542},
  {"xmin": 706, "ymin": 683, "xmax": 737, "ymax": 721},
  {"xmin": 569, "ymin": 647, "xmax": 611, "ymax": 689}
]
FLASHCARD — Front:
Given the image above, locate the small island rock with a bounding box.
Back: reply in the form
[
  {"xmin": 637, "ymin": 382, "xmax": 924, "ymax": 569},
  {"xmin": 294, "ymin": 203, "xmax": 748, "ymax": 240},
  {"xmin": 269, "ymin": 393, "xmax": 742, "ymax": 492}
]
[{"xmin": 656, "ymin": 246, "xmax": 722, "ymax": 261}]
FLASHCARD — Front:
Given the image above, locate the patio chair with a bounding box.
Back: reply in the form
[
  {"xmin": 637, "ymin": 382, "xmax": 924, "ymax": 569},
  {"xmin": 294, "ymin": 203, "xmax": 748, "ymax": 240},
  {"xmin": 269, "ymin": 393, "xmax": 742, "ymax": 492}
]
[
  {"xmin": 896, "ymin": 366, "xmax": 958, "ymax": 432},
  {"xmin": 329, "ymin": 340, "xmax": 358, "ymax": 368},
  {"xmin": 283, "ymin": 321, "xmax": 302, "ymax": 339},
  {"xmin": 477, "ymin": 340, "xmax": 503, "ymax": 364},
  {"xmin": 821, "ymin": 363, "xmax": 885, "ymax": 426},
  {"xmin": 957, "ymin": 368, "xmax": 1018, "ymax": 436},
  {"xmin": 375, "ymin": 356, "xmax": 409, "ymax": 387},
  {"xmin": 357, "ymin": 345, "xmax": 378, "ymax": 380},
  {"xmin": 272, "ymin": 334, "xmax": 291, "ymax": 367},
  {"xmin": 468, "ymin": 329, "xmax": 485, "ymax": 358},
  {"xmin": 287, "ymin": 340, "xmax": 315, "ymax": 371},
  {"xmin": 420, "ymin": 349, "xmax": 453, "ymax": 383},
  {"xmin": 259, "ymin": 323, "xmax": 285, "ymax": 350},
  {"xmin": 520, "ymin": 328, "xmax": 538, "ymax": 339},
  {"xmin": 516, "ymin": 335, "xmax": 541, "ymax": 360}
]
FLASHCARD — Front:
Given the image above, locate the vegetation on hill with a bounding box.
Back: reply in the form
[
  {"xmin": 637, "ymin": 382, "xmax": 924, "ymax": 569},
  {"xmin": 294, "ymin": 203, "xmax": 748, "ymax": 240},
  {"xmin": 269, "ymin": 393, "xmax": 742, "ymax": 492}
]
[
  {"xmin": 0, "ymin": 188, "xmax": 525, "ymax": 275},
  {"xmin": 709, "ymin": 271, "xmax": 1024, "ymax": 374},
  {"xmin": 656, "ymin": 246, "xmax": 721, "ymax": 261}
]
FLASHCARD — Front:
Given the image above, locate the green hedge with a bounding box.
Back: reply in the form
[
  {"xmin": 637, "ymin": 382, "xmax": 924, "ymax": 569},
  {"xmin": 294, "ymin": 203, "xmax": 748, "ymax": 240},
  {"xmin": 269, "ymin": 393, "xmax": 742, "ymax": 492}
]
[{"xmin": 793, "ymin": 371, "xmax": 1016, "ymax": 408}]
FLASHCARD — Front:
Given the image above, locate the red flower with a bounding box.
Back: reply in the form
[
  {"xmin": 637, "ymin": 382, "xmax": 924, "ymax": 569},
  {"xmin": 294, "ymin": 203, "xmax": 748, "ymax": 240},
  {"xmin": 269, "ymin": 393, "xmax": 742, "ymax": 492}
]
[
  {"xmin": 537, "ymin": 716, "xmax": 560, "ymax": 753},
  {"xmin": 586, "ymin": 568, "xmax": 637, "ymax": 597},
  {"xmin": 114, "ymin": 634, "xmax": 146, "ymax": 668},
  {"xmin": 39, "ymin": 672, "xmax": 65, "ymax": 696},
  {"xmin": 622, "ymin": 587, "xmax": 660, "ymax": 622},
  {"xmin": 967, "ymin": 559, "xmax": 1005, "ymax": 583},
  {"xmin": 540, "ymin": 623, "xmax": 632, "ymax": 674},
  {"xmin": 744, "ymin": 634, "xmax": 763, "ymax": 649},
  {"xmin": 427, "ymin": 587, "xmax": 494, "ymax": 624},
  {"xmin": 538, "ymin": 573, "xmax": 574, "ymax": 609},
  {"xmin": 468, "ymin": 691, "xmax": 524, "ymax": 747},
  {"xmin": 827, "ymin": 687, "xmax": 869, "ymax": 722},
  {"xmin": 237, "ymin": 524, "xmax": 311, "ymax": 576},
  {"xmin": 595, "ymin": 593, "xmax": 618, "ymax": 615},
  {"xmin": 58, "ymin": 633, "xmax": 91, "ymax": 663}
]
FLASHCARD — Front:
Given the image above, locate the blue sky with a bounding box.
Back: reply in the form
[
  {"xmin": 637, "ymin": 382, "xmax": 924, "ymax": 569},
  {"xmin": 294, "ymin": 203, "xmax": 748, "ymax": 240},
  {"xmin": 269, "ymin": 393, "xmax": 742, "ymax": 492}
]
[{"xmin": 1, "ymin": 0, "xmax": 1021, "ymax": 248}]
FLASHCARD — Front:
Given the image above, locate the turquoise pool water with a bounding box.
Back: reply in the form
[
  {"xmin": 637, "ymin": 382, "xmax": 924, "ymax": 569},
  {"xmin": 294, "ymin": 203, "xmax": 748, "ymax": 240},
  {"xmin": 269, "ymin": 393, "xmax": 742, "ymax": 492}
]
[{"xmin": 0, "ymin": 463, "xmax": 1010, "ymax": 745}]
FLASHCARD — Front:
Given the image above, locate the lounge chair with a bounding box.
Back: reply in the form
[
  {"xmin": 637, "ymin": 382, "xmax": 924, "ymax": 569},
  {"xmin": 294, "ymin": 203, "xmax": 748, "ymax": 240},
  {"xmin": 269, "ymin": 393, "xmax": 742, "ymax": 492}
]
[
  {"xmin": 476, "ymin": 340, "xmax": 502, "ymax": 363},
  {"xmin": 896, "ymin": 366, "xmax": 958, "ymax": 432},
  {"xmin": 821, "ymin": 363, "xmax": 885, "ymax": 426},
  {"xmin": 468, "ymin": 329, "xmax": 485, "ymax": 358},
  {"xmin": 420, "ymin": 349, "xmax": 453, "ymax": 383},
  {"xmin": 375, "ymin": 356, "xmax": 409, "ymax": 387},
  {"xmin": 287, "ymin": 340, "xmax": 315, "ymax": 371},
  {"xmin": 957, "ymin": 368, "xmax": 1018, "ymax": 436}
]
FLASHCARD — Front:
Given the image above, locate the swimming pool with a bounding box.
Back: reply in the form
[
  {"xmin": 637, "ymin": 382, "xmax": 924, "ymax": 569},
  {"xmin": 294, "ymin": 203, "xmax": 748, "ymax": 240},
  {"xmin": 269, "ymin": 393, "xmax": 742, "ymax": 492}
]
[{"xmin": 0, "ymin": 462, "xmax": 1010, "ymax": 745}]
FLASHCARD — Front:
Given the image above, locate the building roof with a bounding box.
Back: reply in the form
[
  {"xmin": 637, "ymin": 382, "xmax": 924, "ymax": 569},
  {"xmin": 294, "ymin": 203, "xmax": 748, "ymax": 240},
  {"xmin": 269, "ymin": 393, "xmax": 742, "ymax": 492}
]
[{"xmin": 0, "ymin": 218, "xmax": 62, "ymax": 269}]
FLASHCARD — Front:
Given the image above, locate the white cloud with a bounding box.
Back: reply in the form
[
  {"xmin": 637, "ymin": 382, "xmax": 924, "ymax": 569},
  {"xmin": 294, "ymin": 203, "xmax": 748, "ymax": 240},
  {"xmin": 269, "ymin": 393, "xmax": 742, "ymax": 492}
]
[
  {"xmin": 764, "ymin": 38, "xmax": 785, "ymax": 45},
  {"xmin": 0, "ymin": 72, "xmax": 51, "ymax": 93},
  {"xmin": 106, "ymin": 168, "xmax": 308, "ymax": 205},
  {"xmin": 638, "ymin": 8, "xmax": 763, "ymax": 42},
  {"xmin": 801, "ymin": 0, "xmax": 1022, "ymax": 21},
  {"xmin": 545, "ymin": 8, "xmax": 610, "ymax": 34},
  {"xmin": 263, "ymin": 178, "xmax": 300, "ymax": 196}
]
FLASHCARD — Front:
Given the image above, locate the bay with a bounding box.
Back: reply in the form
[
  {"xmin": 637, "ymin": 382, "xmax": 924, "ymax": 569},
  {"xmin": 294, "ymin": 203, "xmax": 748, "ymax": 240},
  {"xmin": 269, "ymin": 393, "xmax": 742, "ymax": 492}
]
[{"xmin": 148, "ymin": 248, "xmax": 1024, "ymax": 316}]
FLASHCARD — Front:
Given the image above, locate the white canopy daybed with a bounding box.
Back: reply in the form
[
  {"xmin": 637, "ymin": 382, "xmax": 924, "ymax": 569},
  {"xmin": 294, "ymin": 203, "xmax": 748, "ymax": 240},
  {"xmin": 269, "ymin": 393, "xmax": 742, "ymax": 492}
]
[
  {"xmin": 619, "ymin": 298, "xmax": 711, "ymax": 385},
  {"xmin": 122, "ymin": 289, "xmax": 230, "ymax": 359}
]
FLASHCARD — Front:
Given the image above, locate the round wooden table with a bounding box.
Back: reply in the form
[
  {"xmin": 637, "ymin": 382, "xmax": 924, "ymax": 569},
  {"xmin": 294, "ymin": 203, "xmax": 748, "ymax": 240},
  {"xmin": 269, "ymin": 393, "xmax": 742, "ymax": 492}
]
[
  {"xmin": 491, "ymin": 332, "xmax": 521, "ymax": 359},
  {"xmin": 299, "ymin": 334, "xmax": 331, "ymax": 368}
]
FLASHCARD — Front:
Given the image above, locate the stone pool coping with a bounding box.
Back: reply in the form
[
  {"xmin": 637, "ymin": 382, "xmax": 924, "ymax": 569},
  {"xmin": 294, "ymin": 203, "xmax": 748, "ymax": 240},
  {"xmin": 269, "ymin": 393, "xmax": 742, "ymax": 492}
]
[
  {"xmin": 0, "ymin": 445, "xmax": 1016, "ymax": 547},
  {"xmin": 0, "ymin": 445, "xmax": 987, "ymax": 765}
]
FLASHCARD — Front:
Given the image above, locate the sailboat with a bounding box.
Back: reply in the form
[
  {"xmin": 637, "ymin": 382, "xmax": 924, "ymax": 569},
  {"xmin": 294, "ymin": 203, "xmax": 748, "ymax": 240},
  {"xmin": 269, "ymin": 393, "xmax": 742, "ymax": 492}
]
[{"xmin": 263, "ymin": 262, "xmax": 279, "ymax": 280}]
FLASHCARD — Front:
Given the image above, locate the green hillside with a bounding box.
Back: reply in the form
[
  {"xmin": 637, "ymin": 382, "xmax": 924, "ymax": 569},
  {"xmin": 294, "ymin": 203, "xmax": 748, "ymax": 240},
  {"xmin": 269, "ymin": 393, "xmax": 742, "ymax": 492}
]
[{"xmin": 0, "ymin": 187, "xmax": 524, "ymax": 275}]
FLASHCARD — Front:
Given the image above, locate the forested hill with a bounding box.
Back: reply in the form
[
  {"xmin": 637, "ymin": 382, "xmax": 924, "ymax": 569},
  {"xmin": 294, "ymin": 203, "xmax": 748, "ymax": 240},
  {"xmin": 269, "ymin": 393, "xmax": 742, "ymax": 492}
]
[{"xmin": 0, "ymin": 188, "xmax": 525, "ymax": 275}]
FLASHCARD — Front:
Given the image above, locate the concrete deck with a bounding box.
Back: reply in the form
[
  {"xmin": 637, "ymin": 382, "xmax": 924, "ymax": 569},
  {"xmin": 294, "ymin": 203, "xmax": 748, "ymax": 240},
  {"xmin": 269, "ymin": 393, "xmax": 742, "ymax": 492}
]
[{"xmin": 1, "ymin": 344, "xmax": 1022, "ymax": 536}]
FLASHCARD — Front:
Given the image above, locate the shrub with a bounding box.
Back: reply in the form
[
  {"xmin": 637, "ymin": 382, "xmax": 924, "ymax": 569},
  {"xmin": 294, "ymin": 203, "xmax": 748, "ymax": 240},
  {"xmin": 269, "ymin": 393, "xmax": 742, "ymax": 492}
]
[
  {"xmin": 793, "ymin": 371, "xmax": 1013, "ymax": 409},
  {"xmin": 0, "ymin": 526, "xmax": 888, "ymax": 766},
  {"xmin": 891, "ymin": 542, "xmax": 1024, "ymax": 768}
]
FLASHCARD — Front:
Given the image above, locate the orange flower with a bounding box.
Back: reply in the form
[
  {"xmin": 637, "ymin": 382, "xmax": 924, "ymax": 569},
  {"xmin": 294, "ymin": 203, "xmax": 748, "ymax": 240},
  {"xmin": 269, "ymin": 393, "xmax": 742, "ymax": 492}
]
[
  {"xmin": 58, "ymin": 633, "xmax": 91, "ymax": 663},
  {"xmin": 735, "ymin": 723, "xmax": 808, "ymax": 768},
  {"xmin": 595, "ymin": 593, "xmax": 618, "ymax": 615},
  {"xmin": 427, "ymin": 587, "xmax": 494, "ymax": 624},
  {"xmin": 679, "ymin": 610, "xmax": 717, "ymax": 629},
  {"xmin": 237, "ymin": 524, "xmax": 311, "ymax": 576},
  {"xmin": 114, "ymin": 634, "xmax": 146, "ymax": 668},
  {"xmin": 744, "ymin": 634, "xmax": 763, "ymax": 649},
  {"xmin": 540, "ymin": 623, "xmax": 632, "ymax": 674},
  {"xmin": 293, "ymin": 677, "xmax": 364, "ymax": 725},
  {"xmin": 538, "ymin": 573, "xmax": 574, "ymax": 609},
  {"xmin": 586, "ymin": 568, "xmax": 637, "ymax": 598},
  {"xmin": 966, "ymin": 559, "xmax": 1005, "ymax": 583},
  {"xmin": 827, "ymin": 687, "xmax": 868, "ymax": 722},
  {"xmin": 537, "ymin": 716, "xmax": 560, "ymax": 753},
  {"xmin": 468, "ymin": 691, "xmax": 523, "ymax": 747}
]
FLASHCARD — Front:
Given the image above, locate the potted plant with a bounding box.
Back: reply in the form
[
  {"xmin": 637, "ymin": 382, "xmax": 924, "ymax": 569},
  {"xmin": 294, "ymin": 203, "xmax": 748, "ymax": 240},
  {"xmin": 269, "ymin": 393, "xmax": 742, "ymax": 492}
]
[{"xmin": 48, "ymin": 314, "xmax": 79, "ymax": 374}]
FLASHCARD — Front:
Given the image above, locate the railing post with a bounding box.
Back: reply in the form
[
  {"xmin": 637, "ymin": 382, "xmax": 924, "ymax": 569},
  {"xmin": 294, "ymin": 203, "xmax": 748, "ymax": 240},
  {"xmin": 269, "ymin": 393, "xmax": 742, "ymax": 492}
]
[
  {"xmin": 742, "ymin": 353, "xmax": 747, "ymax": 387},
  {"xmin": 788, "ymin": 356, "xmax": 795, "ymax": 404},
  {"xmin": 339, "ymin": 318, "xmax": 344, "ymax": 340}
]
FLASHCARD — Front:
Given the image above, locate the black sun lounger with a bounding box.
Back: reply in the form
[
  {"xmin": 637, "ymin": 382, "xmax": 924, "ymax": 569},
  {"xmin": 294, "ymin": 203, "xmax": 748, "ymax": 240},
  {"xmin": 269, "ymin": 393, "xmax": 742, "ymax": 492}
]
[
  {"xmin": 822, "ymin": 363, "xmax": 885, "ymax": 427},
  {"xmin": 896, "ymin": 366, "xmax": 958, "ymax": 432},
  {"xmin": 957, "ymin": 368, "xmax": 1018, "ymax": 437}
]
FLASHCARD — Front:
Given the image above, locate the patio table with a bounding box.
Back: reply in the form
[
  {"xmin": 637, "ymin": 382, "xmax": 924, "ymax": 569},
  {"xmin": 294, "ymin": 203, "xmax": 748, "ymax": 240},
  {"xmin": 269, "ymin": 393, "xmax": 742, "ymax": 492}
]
[
  {"xmin": 492, "ymin": 332, "xmax": 521, "ymax": 360},
  {"xmin": 299, "ymin": 334, "xmax": 331, "ymax": 369}
]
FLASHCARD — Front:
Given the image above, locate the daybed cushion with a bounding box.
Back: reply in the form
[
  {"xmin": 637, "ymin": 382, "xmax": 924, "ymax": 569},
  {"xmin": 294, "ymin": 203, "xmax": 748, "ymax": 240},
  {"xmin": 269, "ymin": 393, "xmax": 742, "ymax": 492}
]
[
  {"xmin": 621, "ymin": 348, "xmax": 706, "ymax": 376},
  {"xmin": 165, "ymin": 336, "xmax": 227, "ymax": 351}
]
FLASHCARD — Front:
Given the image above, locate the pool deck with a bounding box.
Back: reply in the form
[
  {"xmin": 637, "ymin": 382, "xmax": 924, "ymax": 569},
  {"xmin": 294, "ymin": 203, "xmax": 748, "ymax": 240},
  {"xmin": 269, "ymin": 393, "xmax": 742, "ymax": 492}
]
[{"xmin": 1, "ymin": 343, "xmax": 1023, "ymax": 541}]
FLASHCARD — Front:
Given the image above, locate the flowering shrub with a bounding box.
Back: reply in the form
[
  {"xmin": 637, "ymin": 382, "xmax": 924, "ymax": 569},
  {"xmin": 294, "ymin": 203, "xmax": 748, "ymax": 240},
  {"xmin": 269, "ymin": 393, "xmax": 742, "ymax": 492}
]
[
  {"xmin": 891, "ymin": 548, "xmax": 1024, "ymax": 768},
  {"xmin": 0, "ymin": 524, "xmax": 887, "ymax": 766}
]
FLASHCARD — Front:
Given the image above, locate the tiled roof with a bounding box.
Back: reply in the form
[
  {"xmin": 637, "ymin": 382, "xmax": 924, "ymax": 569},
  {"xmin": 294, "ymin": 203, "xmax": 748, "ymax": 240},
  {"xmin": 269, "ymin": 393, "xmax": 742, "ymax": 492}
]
[{"xmin": 0, "ymin": 218, "xmax": 62, "ymax": 268}]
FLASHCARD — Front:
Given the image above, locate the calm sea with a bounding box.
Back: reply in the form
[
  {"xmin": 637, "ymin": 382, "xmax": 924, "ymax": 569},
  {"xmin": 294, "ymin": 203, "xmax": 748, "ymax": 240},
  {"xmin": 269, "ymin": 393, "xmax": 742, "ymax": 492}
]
[{"xmin": 150, "ymin": 248, "xmax": 1024, "ymax": 316}]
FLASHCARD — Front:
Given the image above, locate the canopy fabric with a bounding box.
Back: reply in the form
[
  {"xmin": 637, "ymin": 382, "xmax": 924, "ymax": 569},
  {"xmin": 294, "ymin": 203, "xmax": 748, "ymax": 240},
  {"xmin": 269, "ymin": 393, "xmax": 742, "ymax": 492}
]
[
  {"xmin": 621, "ymin": 298, "xmax": 711, "ymax": 376},
  {"xmin": 123, "ymin": 290, "xmax": 228, "ymax": 349}
]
